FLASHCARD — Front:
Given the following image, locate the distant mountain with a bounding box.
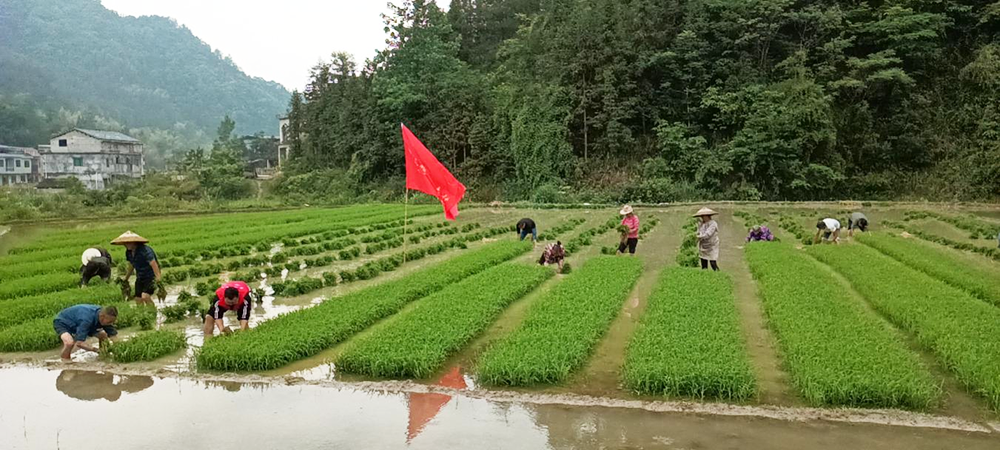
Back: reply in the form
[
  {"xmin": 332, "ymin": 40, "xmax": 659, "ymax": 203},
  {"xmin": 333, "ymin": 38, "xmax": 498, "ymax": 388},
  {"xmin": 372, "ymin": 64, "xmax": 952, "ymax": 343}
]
[{"xmin": 0, "ymin": 0, "xmax": 290, "ymax": 138}]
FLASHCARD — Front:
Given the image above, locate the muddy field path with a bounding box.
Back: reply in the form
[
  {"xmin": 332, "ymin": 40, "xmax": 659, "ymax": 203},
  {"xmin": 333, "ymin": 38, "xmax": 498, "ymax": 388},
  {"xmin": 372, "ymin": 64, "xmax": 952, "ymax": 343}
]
[{"xmin": 719, "ymin": 209, "xmax": 801, "ymax": 406}]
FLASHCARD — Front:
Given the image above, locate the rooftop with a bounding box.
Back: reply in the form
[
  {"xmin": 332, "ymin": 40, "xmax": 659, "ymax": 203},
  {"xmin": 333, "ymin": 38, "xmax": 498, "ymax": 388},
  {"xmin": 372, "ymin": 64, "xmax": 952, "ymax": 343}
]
[{"xmin": 55, "ymin": 129, "xmax": 141, "ymax": 143}]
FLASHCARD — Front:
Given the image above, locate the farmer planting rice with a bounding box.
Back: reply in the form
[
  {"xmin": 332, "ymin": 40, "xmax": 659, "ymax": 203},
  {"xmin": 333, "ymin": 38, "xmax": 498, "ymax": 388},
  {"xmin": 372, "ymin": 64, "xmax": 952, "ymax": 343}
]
[
  {"xmin": 617, "ymin": 205, "xmax": 640, "ymax": 255},
  {"xmin": 848, "ymin": 212, "xmax": 870, "ymax": 237},
  {"xmin": 814, "ymin": 218, "xmax": 842, "ymax": 244},
  {"xmin": 112, "ymin": 231, "xmax": 160, "ymax": 306},
  {"xmin": 204, "ymin": 280, "xmax": 253, "ymax": 338},
  {"xmin": 746, "ymin": 225, "xmax": 774, "ymax": 242},
  {"xmin": 53, "ymin": 304, "xmax": 117, "ymax": 362},
  {"xmin": 695, "ymin": 208, "xmax": 721, "ymax": 271},
  {"xmin": 79, "ymin": 247, "xmax": 113, "ymax": 286},
  {"xmin": 516, "ymin": 217, "xmax": 537, "ymax": 245},
  {"xmin": 538, "ymin": 241, "xmax": 566, "ymax": 273}
]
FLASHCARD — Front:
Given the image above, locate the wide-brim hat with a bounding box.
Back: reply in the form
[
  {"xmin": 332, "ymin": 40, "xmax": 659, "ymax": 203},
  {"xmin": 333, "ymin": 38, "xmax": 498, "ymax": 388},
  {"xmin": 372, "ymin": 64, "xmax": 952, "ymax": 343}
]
[
  {"xmin": 693, "ymin": 207, "xmax": 718, "ymax": 217},
  {"xmin": 620, "ymin": 205, "xmax": 634, "ymax": 215},
  {"xmin": 111, "ymin": 231, "xmax": 149, "ymax": 245}
]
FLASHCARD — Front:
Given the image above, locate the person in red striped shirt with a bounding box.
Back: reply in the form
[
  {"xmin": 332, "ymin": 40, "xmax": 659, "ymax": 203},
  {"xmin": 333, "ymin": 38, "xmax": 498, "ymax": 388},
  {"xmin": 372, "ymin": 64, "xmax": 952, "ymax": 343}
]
[{"xmin": 203, "ymin": 281, "xmax": 253, "ymax": 338}]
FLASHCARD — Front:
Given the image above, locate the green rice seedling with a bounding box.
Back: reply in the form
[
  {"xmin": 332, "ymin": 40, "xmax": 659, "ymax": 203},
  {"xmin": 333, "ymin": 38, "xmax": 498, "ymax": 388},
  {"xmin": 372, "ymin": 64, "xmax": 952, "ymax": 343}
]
[
  {"xmin": 858, "ymin": 233, "xmax": 1000, "ymax": 307},
  {"xmin": 623, "ymin": 268, "xmax": 757, "ymax": 401},
  {"xmin": 810, "ymin": 244, "xmax": 1000, "ymax": 411},
  {"xmin": 559, "ymin": 262, "xmax": 572, "ymax": 274},
  {"xmin": 195, "ymin": 281, "xmax": 213, "ymax": 296},
  {"xmin": 337, "ymin": 263, "xmax": 553, "ymax": 378},
  {"xmin": 0, "ymin": 271, "xmax": 81, "ymax": 300},
  {"xmin": 477, "ymin": 256, "xmax": 643, "ymax": 386},
  {"xmin": 676, "ymin": 219, "xmax": 699, "ymax": 267},
  {"xmin": 0, "ymin": 318, "xmax": 61, "ymax": 352},
  {"xmin": 198, "ymin": 240, "xmax": 533, "ymax": 371},
  {"xmin": 161, "ymin": 304, "xmax": 190, "ymax": 323},
  {"xmin": 116, "ymin": 304, "xmax": 157, "ymax": 330},
  {"xmin": 322, "ymin": 272, "xmax": 339, "ymax": 287},
  {"xmin": 0, "ymin": 284, "xmax": 121, "ymax": 331},
  {"xmin": 103, "ymin": 330, "xmax": 187, "ymax": 363},
  {"xmin": 747, "ymin": 244, "xmax": 939, "ymax": 408}
]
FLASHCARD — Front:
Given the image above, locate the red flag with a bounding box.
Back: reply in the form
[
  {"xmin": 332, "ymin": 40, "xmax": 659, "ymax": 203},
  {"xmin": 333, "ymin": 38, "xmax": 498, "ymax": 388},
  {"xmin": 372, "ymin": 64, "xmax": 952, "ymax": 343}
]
[{"xmin": 402, "ymin": 124, "xmax": 466, "ymax": 220}]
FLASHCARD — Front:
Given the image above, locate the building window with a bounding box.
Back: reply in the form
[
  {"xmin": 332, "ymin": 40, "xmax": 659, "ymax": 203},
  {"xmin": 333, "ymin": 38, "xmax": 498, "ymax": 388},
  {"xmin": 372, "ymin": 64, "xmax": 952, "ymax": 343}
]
[
  {"xmin": 0, "ymin": 160, "xmax": 4, "ymax": 167},
  {"xmin": 24, "ymin": 160, "xmax": 30, "ymax": 168},
  {"xmin": 106, "ymin": 159, "xmax": 110, "ymax": 168},
  {"xmin": 59, "ymin": 139, "xmax": 68, "ymax": 147},
  {"xmin": 15, "ymin": 160, "xmax": 21, "ymax": 168},
  {"xmin": 73, "ymin": 157, "xmax": 83, "ymax": 167}
]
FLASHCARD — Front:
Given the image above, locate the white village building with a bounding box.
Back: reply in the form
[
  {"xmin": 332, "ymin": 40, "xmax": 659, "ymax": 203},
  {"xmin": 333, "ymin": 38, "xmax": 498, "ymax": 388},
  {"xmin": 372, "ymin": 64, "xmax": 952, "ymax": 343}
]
[
  {"xmin": 0, "ymin": 145, "xmax": 38, "ymax": 186},
  {"xmin": 39, "ymin": 129, "xmax": 144, "ymax": 190}
]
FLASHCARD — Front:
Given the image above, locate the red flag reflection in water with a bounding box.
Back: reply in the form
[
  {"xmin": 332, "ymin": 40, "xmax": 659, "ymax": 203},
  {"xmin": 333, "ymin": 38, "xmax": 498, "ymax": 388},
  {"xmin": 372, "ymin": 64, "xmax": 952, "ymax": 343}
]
[{"xmin": 406, "ymin": 367, "xmax": 468, "ymax": 443}]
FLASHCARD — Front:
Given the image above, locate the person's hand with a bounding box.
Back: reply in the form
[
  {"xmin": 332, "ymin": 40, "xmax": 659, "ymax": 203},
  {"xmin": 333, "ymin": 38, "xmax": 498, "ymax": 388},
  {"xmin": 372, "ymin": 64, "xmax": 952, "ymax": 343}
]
[{"xmin": 222, "ymin": 326, "xmax": 233, "ymax": 336}]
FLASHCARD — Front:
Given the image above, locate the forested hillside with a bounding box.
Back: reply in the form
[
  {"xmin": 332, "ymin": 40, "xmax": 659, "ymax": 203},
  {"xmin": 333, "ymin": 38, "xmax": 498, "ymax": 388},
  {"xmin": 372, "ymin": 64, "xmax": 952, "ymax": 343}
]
[
  {"xmin": 0, "ymin": 0, "xmax": 289, "ymax": 150},
  {"xmin": 285, "ymin": 0, "xmax": 1000, "ymax": 202}
]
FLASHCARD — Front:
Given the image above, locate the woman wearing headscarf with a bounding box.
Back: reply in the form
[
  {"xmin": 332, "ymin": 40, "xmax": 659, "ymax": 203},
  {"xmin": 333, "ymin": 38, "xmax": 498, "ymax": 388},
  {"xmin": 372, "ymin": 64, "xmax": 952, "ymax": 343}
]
[{"xmin": 695, "ymin": 207, "xmax": 720, "ymax": 271}]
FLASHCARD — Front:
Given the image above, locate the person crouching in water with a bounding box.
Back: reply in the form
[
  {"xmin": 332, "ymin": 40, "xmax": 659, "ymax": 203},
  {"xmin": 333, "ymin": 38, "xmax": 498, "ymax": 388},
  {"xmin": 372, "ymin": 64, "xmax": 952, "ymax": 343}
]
[
  {"xmin": 204, "ymin": 281, "xmax": 252, "ymax": 338},
  {"xmin": 54, "ymin": 305, "xmax": 117, "ymax": 362},
  {"xmin": 538, "ymin": 241, "xmax": 566, "ymax": 273},
  {"xmin": 80, "ymin": 247, "xmax": 113, "ymax": 287}
]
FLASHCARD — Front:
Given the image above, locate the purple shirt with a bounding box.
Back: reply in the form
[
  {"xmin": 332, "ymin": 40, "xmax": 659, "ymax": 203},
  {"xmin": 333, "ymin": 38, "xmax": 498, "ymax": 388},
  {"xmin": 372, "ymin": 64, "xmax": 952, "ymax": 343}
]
[{"xmin": 747, "ymin": 227, "xmax": 774, "ymax": 242}]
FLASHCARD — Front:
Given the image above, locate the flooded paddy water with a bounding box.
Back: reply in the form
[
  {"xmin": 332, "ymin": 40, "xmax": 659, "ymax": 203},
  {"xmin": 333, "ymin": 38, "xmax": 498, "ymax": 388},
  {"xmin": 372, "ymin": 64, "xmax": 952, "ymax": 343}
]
[{"xmin": 3, "ymin": 204, "xmax": 1000, "ymax": 448}]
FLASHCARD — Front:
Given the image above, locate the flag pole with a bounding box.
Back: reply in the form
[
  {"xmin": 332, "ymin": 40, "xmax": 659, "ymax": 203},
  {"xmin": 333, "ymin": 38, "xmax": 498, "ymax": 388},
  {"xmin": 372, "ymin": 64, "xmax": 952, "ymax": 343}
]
[{"xmin": 403, "ymin": 187, "xmax": 409, "ymax": 264}]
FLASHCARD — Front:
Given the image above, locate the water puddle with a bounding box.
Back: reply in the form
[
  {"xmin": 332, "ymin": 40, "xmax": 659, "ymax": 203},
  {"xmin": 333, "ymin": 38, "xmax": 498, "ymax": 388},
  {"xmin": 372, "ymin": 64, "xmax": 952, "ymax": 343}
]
[{"xmin": 1, "ymin": 366, "xmax": 996, "ymax": 450}]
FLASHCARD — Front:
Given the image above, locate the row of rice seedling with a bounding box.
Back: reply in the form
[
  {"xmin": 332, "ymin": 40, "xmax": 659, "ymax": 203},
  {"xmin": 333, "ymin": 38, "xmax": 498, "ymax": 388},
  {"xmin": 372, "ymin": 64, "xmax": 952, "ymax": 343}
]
[
  {"xmin": 903, "ymin": 211, "xmax": 999, "ymax": 240},
  {"xmin": 622, "ymin": 268, "xmax": 757, "ymax": 401},
  {"xmin": 538, "ymin": 218, "xmax": 586, "ymax": 241},
  {"xmin": 103, "ymin": 330, "xmax": 187, "ymax": 363},
  {"xmin": 809, "ymin": 244, "xmax": 1000, "ymax": 411},
  {"xmin": 745, "ymin": 244, "xmax": 939, "ymax": 408},
  {"xmin": 0, "ymin": 271, "xmax": 82, "ymax": 301},
  {"xmin": 197, "ymin": 240, "xmax": 534, "ymax": 371},
  {"xmin": 777, "ymin": 214, "xmax": 813, "ymax": 245},
  {"xmin": 0, "ymin": 258, "xmax": 79, "ymax": 282},
  {"xmin": 858, "ymin": 233, "xmax": 1000, "ymax": 307},
  {"xmin": 882, "ymin": 220, "xmax": 1000, "ymax": 262},
  {"xmin": 476, "ymin": 256, "xmax": 643, "ymax": 386},
  {"xmin": 0, "ymin": 303, "xmax": 156, "ymax": 352},
  {"xmin": 336, "ymin": 263, "xmax": 554, "ymax": 378},
  {"xmin": 0, "ymin": 283, "xmax": 121, "ymax": 331},
  {"xmin": 675, "ymin": 218, "xmax": 699, "ymax": 267},
  {"xmin": 565, "ymin": 217, "xmax": 620, "ymax": 254}
]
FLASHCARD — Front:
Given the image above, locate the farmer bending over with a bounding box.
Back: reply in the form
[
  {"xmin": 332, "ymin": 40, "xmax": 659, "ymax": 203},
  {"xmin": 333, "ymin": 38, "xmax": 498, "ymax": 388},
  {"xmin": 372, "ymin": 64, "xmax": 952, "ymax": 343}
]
[
  {"xmin": 814, "ymin": 218, "xmax": 842, "ymax": 244},
  {"xmin": 746, "ymin": 225, "xmax": 774, "ymax": 242},
  {"xmin": 848, "ymin": 212, "xmax": 870, "ymax": 238},
  {"xmin": 516, "ymin": 218, "xmax": 537, "ymax": 245},
  {"xmin": 80, "ymin": 247, "xmax": 113, "ymax": 287},
  {"xmin": 204, "ymin": 281, "xmax": 252, "ymax": 338},
  {"xmin": 538, "ymin": 241, "xmax": 566, "ymax": 273},
  {"xmin": 53, "ymin": 305, "xmax": 117, "ymax": 362},
  {"xmin": 112, "ymin": 231, "xmax": 161, "ymax": 306}
]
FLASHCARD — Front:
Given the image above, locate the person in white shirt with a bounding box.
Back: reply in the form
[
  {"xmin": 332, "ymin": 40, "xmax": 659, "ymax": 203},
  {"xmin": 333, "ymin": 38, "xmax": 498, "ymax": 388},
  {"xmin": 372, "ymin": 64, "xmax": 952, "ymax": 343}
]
[{"xmin": 814, "ymin": 218, "xmax": 842, "ymax": 244}]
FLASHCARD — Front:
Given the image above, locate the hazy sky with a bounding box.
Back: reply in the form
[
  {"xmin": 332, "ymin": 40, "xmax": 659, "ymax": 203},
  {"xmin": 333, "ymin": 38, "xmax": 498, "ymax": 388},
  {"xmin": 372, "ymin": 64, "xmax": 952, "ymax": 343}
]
[{"xmin": 100, "ymin": 0, "xmax": 421, "ymax": 91}]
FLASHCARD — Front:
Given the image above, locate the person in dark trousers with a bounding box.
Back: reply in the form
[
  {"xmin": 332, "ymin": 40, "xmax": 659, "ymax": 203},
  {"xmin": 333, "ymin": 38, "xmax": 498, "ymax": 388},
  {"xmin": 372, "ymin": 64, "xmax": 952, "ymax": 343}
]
[
  {"xmin": 112, "ymin": 231, "xmax": 161, "ymax": 306},
  {"xmin": 53, "ymin": 304, "xmax": 118, "ymax": 362},
  {"xmin": 516, "ymin": 218, "xmax": 537, "ymax": 245},
  {"xmin": 80, "ymin": 247, "xmax": 113, "ymax": 286},
  {"xmin": 204, "ymin": 281, "xmax": 253, "ymax": 338},
  {"xmin": 848, "ymin": 212, "xmax": 870, "ymax": 238},
  {"xmin": 618, "ymin": 205, "xmax": 640, "ymax": 255},
  {"xmin": 695, "ymin": 207, "xmax": 721, "ymax": 271}
]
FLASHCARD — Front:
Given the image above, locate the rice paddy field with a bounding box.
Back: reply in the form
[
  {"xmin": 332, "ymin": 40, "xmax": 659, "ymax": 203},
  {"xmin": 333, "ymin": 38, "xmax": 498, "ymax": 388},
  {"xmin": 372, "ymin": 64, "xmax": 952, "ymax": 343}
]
[{"xmin": 2, "ymin": 202, "xmax": 1000, "ymax": 448}]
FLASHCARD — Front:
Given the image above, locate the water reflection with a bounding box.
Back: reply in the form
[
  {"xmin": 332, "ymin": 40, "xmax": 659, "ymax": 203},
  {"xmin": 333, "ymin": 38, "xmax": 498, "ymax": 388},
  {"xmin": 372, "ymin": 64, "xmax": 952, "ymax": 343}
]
[
  {"xmin": 406, "ymin": 366, "xmax": 468, "ymax": 443},
  {"xmin": 55, "ymin": 370, "xmax": 154, "ymax": 402}
]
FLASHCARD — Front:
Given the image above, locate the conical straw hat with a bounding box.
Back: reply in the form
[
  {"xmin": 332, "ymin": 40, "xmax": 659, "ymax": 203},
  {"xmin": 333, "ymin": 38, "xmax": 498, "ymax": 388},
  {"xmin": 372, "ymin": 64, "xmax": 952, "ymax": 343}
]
[
  {"xmin": 111, "ymin": 230, "xmax": 149, "ymax": 245},
  {"xmin": 693, "ymin": 207, "xmax": 718, "ymax": 217}
]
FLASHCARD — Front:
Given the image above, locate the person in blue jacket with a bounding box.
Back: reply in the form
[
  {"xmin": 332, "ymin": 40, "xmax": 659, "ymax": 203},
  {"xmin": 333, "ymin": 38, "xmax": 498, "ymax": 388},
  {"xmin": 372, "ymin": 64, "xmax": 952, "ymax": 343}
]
[{"xmin": 53, "ymin": 304, "xmax": 118, "ymax": 362}]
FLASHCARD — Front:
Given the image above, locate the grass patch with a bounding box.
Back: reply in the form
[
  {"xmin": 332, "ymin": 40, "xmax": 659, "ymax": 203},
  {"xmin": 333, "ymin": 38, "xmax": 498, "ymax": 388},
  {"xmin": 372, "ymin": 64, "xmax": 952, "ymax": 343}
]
[
  {"xmin": 622, "ymin": 268, "xmax": 756, "ymax": 401},
  {"xmin": 336, "ymin": 263, "xmax": 553, "ymax": 378},
  {"xmin": 476, "ymin": 256, "xmax": 643, "ymax": 386},
  {"xmin": 810, "ymin": 244, "xmax": 1000, "ymax": 411}
]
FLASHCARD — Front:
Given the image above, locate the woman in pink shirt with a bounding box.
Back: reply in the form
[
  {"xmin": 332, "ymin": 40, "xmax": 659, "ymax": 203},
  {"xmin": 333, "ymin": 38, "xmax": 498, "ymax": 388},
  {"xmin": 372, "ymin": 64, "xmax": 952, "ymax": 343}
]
[{"xmin": 617, "ymin": 205, "xmax": 641, "ymax": 255}]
